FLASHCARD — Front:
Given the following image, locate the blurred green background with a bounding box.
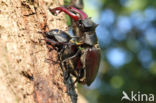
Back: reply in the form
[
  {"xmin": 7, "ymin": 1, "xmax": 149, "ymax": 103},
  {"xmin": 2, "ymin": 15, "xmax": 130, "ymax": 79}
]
[{"xmin": 66, "ymin": 0, "xmax": 156, "ymax": 103}]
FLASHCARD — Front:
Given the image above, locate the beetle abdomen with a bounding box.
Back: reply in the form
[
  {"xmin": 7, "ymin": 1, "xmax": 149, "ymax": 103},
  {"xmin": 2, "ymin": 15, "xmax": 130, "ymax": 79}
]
[{"xmin": 85, "ymin": 48, "xmax": 101, "ymax": 86}]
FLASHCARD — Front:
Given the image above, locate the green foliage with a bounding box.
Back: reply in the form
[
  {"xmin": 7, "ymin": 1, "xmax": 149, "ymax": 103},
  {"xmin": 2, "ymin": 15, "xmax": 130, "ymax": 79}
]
[
  {"xmin": 101, "ymin": 0, "xmax": 156, "ymax": 14},
  {"xmin": 66, "ymin": 15, "xmax": 72, "ymax": 26}
]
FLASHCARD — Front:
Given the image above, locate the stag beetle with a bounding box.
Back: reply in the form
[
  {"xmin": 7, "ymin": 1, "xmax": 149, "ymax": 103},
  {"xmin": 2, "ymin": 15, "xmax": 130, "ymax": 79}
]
[
  {"xmin": 47, "ymin": 6, "xmax": 101, "ymax": 86},
  {"xmin": 45, "ymin": 29, "xmax": 100, "ymax": 86}
]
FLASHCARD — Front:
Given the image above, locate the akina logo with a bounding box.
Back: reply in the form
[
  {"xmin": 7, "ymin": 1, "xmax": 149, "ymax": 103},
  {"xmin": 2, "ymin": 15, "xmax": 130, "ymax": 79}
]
[{"xmin": 121, "ymin": 91, "xmax": 154, "ymax": 102}]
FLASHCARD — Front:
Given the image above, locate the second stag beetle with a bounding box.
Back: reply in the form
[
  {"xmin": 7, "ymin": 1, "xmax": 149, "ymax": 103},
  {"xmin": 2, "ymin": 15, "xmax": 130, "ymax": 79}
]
[{"xmin": 47, "ymin": 6, "xmax": 101, "ymax": 86}]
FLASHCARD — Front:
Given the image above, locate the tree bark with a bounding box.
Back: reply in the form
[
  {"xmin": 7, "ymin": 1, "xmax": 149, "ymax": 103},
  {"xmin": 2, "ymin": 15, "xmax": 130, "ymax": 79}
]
[{"xmin": 0, "ymin": 0, "xmax": 74, "ymax": 103}]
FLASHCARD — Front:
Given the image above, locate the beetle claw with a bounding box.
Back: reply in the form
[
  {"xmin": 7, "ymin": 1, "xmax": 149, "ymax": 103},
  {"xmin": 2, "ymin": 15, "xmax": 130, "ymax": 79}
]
[{"xmin": 64, "ymin": 71, "xmax": 70, "ymax": 80}]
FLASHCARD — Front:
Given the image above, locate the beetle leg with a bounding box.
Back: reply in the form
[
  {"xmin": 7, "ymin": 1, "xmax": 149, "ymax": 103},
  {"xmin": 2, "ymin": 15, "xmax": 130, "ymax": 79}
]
[
  {"xmin": 71, "ymin": 72, "xmax": 82, "ymax": 86},
  {"xmin": 57, "ymin": 45, "xmax": 67, "ymax": 55},
  {"xmin": 60, "ymin": 60, "xmax": 72, "ymax": 81},
  {"xmin": 62, "ymin": 49, "xmax": 81, "ymax": 63},
  {"xmin": 63, "ymin": 67, "xmax": 70, "ymax": 80},
  {"xmin": 72, "ymin": 69, "xmax": 85, "ymax": 85},
  {"xmin": 72, "ymin": 78, "xmax": 79, "ymax": 86},
  {"xmin": 45, "ymin": 38, "xmax": 67, "ymax": 51},
  {"xmin": 46, "ymin": 44, "xmax": 55, "ymax": 51},
  {"xmin": 45, "ymin": 38, "xmax": 58, "ymax": 45}
]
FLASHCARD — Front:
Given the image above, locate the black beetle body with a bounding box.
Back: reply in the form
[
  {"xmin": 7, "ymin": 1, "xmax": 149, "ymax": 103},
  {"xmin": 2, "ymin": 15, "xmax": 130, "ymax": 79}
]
[
  {"xmin": 45, "ymin": 29, "xmax": 101, "ymax": 86},
  {"xmin": 80, "ymin": 48, "xmax": 101, "ymax": 85},
  {"xmin": 47, "ymin": 6, "xmax": 101, "ymax": 86}
]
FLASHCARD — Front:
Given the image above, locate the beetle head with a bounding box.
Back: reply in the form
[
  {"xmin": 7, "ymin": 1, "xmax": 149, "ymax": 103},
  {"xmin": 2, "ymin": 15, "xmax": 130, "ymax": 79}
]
[
  {"xmin": 46, "ymin": 29, "xmax": 71, "ymax": 43},
  {"xmin": 78, "ymin": 17, "xmax": 98, "ymax": 32}
]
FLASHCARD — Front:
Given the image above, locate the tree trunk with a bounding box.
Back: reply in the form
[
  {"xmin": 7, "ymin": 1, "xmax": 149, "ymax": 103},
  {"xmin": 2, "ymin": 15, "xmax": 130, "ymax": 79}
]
[{"xmin": 0, "ymin": 0, "xmax": 76, "ymax": 103}]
